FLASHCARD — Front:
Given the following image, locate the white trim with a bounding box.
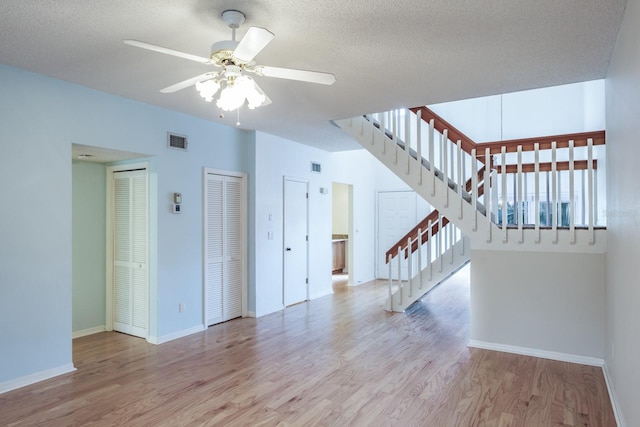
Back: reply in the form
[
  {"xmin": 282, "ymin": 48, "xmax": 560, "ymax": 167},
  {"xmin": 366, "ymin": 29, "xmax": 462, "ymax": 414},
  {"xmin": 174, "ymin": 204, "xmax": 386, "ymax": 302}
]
[
  {"xmin": 72, "ymin": 325, "xmax": 106, "ymax": 339},
  {"xmin": 602, "ymin": 362, "xmax": 626, "ymax": 427},
  {"xmin": 309, "ymin": 289, "xmax": 334, "ymax": 300},
  {"xmin": 246, "ymin": 311, "xmax": 256, "ymax": 318},
  {"xmin": 468, "ymin": 340, "xmax": 605, "ymax": 367},
  {"xmin": 146, "ymin": 325, "xmax": 206, "ymax": 345},
  {"xmin": 283, "ymin": 176, "xmax": 310, "ymax": 305},
  {"xmin": 0, "ymin": 363, "xmax": 76, "ymax": 395}
]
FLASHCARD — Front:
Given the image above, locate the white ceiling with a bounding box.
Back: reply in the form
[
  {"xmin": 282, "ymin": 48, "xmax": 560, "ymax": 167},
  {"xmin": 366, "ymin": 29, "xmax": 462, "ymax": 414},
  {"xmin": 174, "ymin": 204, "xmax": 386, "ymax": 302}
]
[{"xmin": 0, "ymin": 0, "xmax": 626, "ymax": 152}]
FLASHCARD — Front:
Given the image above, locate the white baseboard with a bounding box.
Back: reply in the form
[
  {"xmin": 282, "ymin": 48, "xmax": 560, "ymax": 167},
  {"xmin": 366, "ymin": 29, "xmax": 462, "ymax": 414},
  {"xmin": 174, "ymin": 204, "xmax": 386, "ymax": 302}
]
[
  {"xmin": 0, "ymin": 363, "xmax": 76, "ymax": 395},
  {"xmin": 309, "ymin": 289, "xmax": 334, "ymax": 300},
  {"xmin": 147, "ymin": 325, "xmax": 206, "ymax": 345},
  {"xmin": 468, "ymin": 340, "xmax": 605, "ymax": 367},
  {"xmin": 246, "ymin": 311, "xmax": 256, "ymax": 318},
  {"xmin": 72, "ymin": 325, "xmax": 106, "ymax": 339},
  {"xmin": 602, "ymin": 362, "xmax": 626, "ymax": 427}
]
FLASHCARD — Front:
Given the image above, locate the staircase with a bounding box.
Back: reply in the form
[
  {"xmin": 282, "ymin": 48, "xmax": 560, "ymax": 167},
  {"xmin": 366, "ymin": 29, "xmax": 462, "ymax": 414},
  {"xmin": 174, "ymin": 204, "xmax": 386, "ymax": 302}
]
[{"xmin": 335, "ymin": 107, "xmax": 607, "ymax": 311}]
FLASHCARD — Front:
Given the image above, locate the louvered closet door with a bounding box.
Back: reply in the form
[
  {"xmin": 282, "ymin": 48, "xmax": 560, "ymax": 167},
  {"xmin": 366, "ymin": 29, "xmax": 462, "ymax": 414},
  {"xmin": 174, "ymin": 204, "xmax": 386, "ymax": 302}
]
[
  {"xmin": 113, "ymin": 169, "xmax": 149, "ymax": 338},
  {"xmin": 205, "ymin": 173, "xmax": 243, "ymax": 326}
]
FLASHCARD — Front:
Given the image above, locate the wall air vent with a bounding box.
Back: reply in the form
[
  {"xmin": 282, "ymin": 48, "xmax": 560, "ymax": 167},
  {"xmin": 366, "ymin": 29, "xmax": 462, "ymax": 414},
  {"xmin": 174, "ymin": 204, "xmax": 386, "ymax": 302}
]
[
  {"xmin": 311, "ymin": 161, "xmax": 321, "ymax": 173},
  {"xmin": 167, "ymin": 132, "xmax": 188, "ymax": 151}
]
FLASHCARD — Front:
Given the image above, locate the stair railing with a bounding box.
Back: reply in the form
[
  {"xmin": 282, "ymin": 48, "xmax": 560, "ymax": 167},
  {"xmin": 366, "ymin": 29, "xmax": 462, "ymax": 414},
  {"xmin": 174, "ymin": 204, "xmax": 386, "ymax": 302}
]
[
  {"xmin": 367, "ymin": 106, "xmax": 606, "ymax": 241},
  {"xmin": 386, "ymin": 210, "xmax": 464, "ymax": 310}
]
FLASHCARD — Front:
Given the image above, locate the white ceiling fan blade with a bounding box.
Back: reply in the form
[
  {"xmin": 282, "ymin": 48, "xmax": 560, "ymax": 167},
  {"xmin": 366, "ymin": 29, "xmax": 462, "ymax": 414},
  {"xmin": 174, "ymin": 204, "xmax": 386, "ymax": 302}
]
[
  {"xmin": 124, "ymin": 39, "xmax": 211, "ymax": 64},
  {"xmin": 160, "ymin": 72, "xmax": 218, "ymax": 93},
  {"xmin": 232, "ymin": 27, "xmax": 274, "ymax": 63},
  {"xmin": 256, "ymin": 66, "xmax": 336, "ymax": 85}
]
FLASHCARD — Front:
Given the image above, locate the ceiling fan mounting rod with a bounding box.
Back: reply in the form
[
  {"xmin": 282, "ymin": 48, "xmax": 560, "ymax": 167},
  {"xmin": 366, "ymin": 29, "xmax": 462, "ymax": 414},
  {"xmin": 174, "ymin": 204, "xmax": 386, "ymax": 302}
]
[{"xmin": 222, "ymin": 9, "xmax": 246, "ymax": 42}]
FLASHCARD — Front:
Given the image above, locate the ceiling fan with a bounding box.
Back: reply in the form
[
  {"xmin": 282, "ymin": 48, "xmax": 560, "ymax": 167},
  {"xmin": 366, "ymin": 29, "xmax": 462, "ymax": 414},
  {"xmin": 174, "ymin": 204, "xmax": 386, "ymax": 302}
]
[{"xmin": 124, "ymin": 9, "xmax": 336, "ymax": 112}]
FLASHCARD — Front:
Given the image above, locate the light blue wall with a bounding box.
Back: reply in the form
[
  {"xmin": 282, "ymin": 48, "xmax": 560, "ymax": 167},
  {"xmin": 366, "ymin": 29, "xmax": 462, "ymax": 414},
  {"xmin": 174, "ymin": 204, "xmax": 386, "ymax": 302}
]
[
  {"xmin": 72, "ymin": 160, "xmax": 107, "ymax": 332},
  {"xmin": 0, "ymin": 63, "xmax": 250, "ymax": 384}
]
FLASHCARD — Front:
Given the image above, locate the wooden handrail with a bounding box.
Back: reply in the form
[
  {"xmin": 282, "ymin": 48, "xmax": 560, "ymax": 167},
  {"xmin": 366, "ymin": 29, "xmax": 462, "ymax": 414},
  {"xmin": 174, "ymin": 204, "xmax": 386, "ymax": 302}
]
[
  {"xmin": 477, "ymin": 131, "xmax": 605, "ymax": 154},
  {"xmin": 496, "ymin": 159, "xmax": 598, "ymax": 174},
  {"xmin": 409, "ymin": 106, "xmax": 606, "ymax": 158},
  {"xmin": 409, "ymin": 106, "xmax": 478, "ymax": 158}
]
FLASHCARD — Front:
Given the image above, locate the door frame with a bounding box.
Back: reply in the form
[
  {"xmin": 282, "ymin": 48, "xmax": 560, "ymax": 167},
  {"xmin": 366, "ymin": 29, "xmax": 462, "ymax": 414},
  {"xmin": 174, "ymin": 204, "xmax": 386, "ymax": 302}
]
[
  {"xmin": 283, "ymin": 176, "xmax": 309, "ymax": 305},
  {"xmin": 105, "ymin": 161, "xmax": 150, "ymax": 336},
  {"xmin": 202, "ymin": 167, "xmax": 248, "ymax": 327}
]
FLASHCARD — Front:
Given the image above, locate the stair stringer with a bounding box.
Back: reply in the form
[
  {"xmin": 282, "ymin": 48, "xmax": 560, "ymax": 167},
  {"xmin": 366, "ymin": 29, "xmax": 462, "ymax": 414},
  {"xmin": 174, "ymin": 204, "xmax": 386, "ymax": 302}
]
[
  {"xmin": 335, "ymin": 116, "xmax": 606, "ymax": 254},
  {"xmin": 385, "ymin": 237, "xmax": 470, "ymax": 312}
]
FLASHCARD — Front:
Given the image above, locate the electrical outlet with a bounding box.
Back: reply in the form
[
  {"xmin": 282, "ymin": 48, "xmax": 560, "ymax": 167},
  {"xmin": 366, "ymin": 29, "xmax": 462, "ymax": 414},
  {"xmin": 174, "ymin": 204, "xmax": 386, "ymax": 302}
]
[{"xmin": 179, "ymin": 302, "xmax": 185, "ymax": 313}]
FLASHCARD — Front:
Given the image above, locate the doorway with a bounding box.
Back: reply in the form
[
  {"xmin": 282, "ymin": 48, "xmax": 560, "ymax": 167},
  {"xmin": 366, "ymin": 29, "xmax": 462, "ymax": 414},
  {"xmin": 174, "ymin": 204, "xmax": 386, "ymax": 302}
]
[
  {"xmin": 106, "ymin": 162, "xmax": 150, "ymax": 339},
  {"xmin": 72, "ymin": 144, "xmax": 153, "ymax": 341},
  {"xmin": 203, "ymin": 169, "xmax": 247, "ymax": 326},
  {"xmin": 283, "ymin": 177, "xmax": 309, "ymax": 306},
  {"xmin": 331, "ymin": 182, "xmax": 353, "ymax": 287}
]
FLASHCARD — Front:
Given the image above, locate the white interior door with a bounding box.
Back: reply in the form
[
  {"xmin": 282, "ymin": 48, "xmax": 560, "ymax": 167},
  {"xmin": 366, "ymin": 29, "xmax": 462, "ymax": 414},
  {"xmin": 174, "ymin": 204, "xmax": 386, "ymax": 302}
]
[
  {"xmin": 283, "ymin": 178, "xmax": 308, "ymax": 306},
  {"xmin": 205, "ymin": 172, "xmax": 244, "ymax": 326},
  {"xmin": 112, "ymin": 168, "xmax": 149, "ymax": 338},
  {"xmin": 377, "ymin": 191, "xmax": 417, "ymax": 279}
]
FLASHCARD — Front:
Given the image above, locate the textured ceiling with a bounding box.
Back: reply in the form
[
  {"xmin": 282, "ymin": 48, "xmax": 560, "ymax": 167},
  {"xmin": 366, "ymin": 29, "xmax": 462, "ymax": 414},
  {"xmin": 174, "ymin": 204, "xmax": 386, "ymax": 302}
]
[{"xmin": 0, "ymin": 0, "xmax": 626, "ymax": 152}]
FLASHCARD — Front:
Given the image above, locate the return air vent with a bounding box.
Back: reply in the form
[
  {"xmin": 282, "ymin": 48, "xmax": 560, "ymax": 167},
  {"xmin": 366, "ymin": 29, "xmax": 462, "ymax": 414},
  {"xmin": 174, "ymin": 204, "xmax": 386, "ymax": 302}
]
[
  {"xmin": 311, "ymin": 161, "xmax": 321, "ymax": 173},
  {"xmin": 167, "ymin": 132, "xmax": 188, "ymax": 151}
]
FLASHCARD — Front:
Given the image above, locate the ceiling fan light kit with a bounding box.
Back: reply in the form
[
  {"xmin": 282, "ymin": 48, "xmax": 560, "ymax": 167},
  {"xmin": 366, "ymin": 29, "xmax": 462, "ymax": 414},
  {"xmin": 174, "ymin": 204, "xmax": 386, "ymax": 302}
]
[{"xmin": 123, "ymin": 9, "xmax": 335, "ymax": 115}]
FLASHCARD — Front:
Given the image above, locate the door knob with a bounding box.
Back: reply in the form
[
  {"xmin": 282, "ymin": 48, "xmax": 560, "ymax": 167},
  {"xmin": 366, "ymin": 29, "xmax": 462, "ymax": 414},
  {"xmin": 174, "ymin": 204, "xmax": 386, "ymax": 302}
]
[{"xmin": 286, "ymin": 247, "xmax": 292, "ymax": 251}]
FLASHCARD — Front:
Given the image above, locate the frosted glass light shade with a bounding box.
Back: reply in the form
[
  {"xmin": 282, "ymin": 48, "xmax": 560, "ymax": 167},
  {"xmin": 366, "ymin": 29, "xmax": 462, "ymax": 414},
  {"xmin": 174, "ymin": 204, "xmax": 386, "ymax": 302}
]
[{"xmin": 195, "ymin": 79, "xmax": 220, "ymax": 102}]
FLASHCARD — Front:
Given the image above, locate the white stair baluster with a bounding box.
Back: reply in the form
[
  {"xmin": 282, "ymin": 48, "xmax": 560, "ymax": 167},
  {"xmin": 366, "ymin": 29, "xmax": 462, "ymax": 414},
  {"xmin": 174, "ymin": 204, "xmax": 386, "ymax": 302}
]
[
  {"xmin": 417, "ymin": 109, "xmax": 423, "ymax": 185},
  {"xmin": 443, "ymin": 130, "xmax": 449, "ymax": 208},
  {"xmin": 430, "ymin": 119, "xmax": 436, "ymax": 196},
  {"xmin": 397, "ymin": 245, "xmax": 402, "ymax": 306},
  {"xmin": 472, "ymin": 148, "xmax": 478, "ymax": 231},
  {"xmin": 517, "ymin": 145, "xmax": 523, "ymax": 243},
  {"xmin": 484, "ymin": 148, "xmax": 492, "ymax": 243},
  {"xmin": 427, "ymin": 220, "xmax": 433, "ymax": 281},
  {"xmin": 388, "ymin": 253, "xmax": 392, "ymax": 311},
  {"xmin": 534, "ymin": 143, "xmax": 540, "ymax": 243},
  {"xmin": 457, "ymin": 140, "xmax": 463, "ymax": 219},
  {"xmin": 569, "ymin": 140, "xmax": 575, "ymax": 244},
  {"xmin": 501, "ymin": 146, "xmax": 507, "ymax": 243},
  {"xmin": 552, "ymin": 141, "xmax": 558, "ymax": 244},
  {"xmin": 588, "ymin": 138, "xmax": 595, "ymax": 244},
  {"xmin": 407, "ymin": 237, "xmax": 413, "ymax": 298},
  {"xmin": 417, "ymin": 228, "xmax": 423, "ymax": 289},
  {"xmin": 439, "ymin": 215, "xmax": 444, "ymax": 273}
]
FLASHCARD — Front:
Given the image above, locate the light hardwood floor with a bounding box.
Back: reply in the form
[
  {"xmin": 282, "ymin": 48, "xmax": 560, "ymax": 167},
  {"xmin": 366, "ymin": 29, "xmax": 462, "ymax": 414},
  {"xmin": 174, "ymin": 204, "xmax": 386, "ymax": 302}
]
[{"xmin": 0, "ymin": 266, "xmax": 615, "ymax": 426}]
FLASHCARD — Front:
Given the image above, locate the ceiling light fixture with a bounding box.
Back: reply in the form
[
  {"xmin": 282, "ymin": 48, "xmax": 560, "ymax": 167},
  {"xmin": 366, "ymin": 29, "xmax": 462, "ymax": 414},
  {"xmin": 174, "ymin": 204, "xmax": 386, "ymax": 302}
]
[
  {"xmin": 124, "ymin": 8, "xmax": 335, "ymax": 118},
  {"xmin": 196, "ymin": 73, "xmax": 266, "ymax": 112}
]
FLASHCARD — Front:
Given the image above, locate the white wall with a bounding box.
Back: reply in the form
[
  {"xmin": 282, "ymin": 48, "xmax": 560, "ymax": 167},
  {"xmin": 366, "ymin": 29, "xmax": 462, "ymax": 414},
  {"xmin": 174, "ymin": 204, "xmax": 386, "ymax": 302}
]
[
  {"xmin": 430, "ymin": 80, "xmax": 605, "ymax": 142},
  {"xmin": 331, "ymin": 149, "xmax": 433, "ymax": 284},
  {"xmin": 0, "ymin": 64, "xmax": 250, "ymax": 386},
  {"xmin": 332, "ymin": 182, "xmax": 349, "ymax": 235},
  {"xmin": 331, "ymin": 150, "xmax": 380, "ymax": 285},
  {"xmin": 605, "ymin": 0, "xmax": 640, "ymax": 424},
  {"xmin": 470, "ymin": 249, "xmax": 605, "ymax": 359},
  {"xmin": 250, "ymin": 132, "xmax": 333, "ymax": 317}
]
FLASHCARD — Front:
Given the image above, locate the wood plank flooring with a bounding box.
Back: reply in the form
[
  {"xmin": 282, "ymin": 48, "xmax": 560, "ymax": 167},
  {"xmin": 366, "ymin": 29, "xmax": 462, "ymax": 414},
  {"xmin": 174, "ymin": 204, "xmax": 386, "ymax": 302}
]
[{"xmin": 0, "ymin": 266, "xmax": 615, "ymax": 426}]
